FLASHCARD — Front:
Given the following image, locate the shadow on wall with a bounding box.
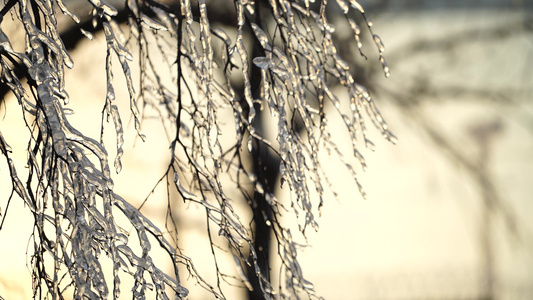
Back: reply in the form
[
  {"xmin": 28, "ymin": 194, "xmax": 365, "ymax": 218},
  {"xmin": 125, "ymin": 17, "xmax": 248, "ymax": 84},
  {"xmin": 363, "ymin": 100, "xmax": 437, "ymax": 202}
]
[{"xmin": 295, "ymin": 5, "xmax": 533, "ymax": 300}]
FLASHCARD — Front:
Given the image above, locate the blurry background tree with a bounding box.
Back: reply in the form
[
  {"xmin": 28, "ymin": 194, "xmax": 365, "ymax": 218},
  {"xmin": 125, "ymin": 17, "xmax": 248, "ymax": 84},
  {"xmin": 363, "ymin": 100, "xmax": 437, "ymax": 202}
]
[
  {"xmin": 315, "ymin": 1, "xmax": 532, "ymax": 299},
  {"xmin": 0, "ymin": 0, "xmax": 395, "ymax": 299}
]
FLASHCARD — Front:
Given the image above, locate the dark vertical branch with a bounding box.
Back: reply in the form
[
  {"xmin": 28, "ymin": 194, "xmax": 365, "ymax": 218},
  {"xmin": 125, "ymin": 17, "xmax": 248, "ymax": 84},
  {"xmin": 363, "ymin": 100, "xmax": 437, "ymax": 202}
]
[
  {"xmin": 248, "ymin": 136, "xmax": 279, "ymax": 300},
  {"xmin": 468, "ymin": 120, "xmax": 503, "ymax": 300},
  {"xmin": 247, "ymin": 2, "xmax": 280, "ymax": 299}
]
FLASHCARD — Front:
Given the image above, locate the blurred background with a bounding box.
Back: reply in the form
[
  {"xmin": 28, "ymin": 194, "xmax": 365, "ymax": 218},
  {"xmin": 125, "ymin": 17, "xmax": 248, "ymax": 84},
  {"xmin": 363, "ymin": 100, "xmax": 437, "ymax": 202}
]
[
  {"xmin": 296, "ymin": 0, "xmax": 533, "ymax": 299},
  {"xmin": 0, "ymin": 0, "xmax": 532, "ymax": 299}
]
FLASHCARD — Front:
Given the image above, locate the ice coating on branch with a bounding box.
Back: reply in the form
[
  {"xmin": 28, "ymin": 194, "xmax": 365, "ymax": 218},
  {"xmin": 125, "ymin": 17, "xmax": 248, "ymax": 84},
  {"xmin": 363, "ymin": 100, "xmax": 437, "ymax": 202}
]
[
  {"xmin": 0, "ymin": 0, "xmax": 395, "ymax": 299},
  {"xmin": 350, "ymin": 0, "xmax": 365, "ymax": 13},
  {"xmin": 253, "ymin": 56, "xmax": 271, "ymax": 69},
  {"xmin": 88, "ymin": 0, "xmax": 118, "ymax": 16},
  {"xmin": 251, "ymin": 23, "xmax": 272, "ymax": 51}
]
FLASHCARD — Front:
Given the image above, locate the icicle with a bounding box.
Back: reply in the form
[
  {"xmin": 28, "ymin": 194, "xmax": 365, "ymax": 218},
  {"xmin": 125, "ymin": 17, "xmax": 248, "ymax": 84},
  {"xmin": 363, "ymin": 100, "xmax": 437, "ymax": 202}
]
[
  {"xmin": 335, "ymin": 0, "xmax": 349, "ymax": 14},
  {"xmin": 173, "ymin": 173, "xmax": 201, "ymax": 201},
  {"xmin": 349, "ymin": 0, "xmax": 365, "ymax": 13}
]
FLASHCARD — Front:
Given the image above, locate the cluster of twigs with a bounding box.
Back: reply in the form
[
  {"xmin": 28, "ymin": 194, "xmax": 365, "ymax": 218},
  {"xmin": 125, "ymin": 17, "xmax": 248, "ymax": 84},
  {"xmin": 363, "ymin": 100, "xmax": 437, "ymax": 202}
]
[{"xmin": 0, "ymin": 0, "xmax": 394, "ymax": 298}]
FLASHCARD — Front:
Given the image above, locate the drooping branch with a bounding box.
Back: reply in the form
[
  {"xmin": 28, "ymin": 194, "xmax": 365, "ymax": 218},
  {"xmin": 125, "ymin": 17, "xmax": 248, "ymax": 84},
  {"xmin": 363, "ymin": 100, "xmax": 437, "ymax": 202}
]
[{"xmin": 0, "ymin": 0, "xmax": 395, "ymax": 299}]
